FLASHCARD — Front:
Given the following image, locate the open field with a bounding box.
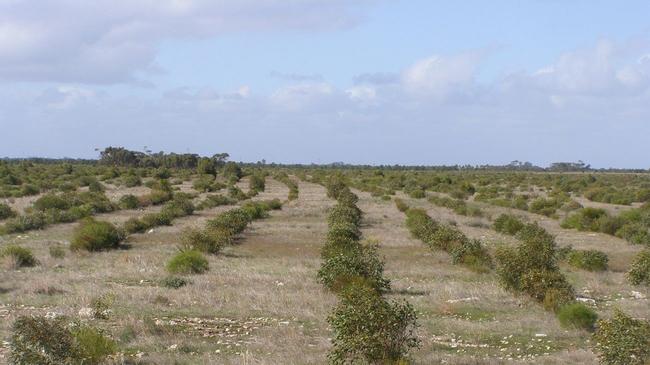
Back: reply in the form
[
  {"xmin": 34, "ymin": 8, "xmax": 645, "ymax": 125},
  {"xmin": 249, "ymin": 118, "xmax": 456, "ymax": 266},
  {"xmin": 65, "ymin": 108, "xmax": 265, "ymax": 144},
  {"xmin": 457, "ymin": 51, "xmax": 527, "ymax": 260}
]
[{"xmin": 1, "ymin": 157, "xmax": 649, "ymax": 364}]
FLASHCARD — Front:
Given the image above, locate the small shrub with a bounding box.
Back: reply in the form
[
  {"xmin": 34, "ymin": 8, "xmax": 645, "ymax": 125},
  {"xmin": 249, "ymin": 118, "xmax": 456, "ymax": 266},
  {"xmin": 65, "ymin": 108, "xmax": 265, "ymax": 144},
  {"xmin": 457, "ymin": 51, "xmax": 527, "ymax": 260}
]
[
  {"xmin": 33, "ymin": 194, "xmax": 69, "ymax": 211},
  {"xmin": 318, "ymin": 243, "xmax": 390, "ymax": 293},
  {"xmin": 140, "ymin": 212, "xmax": 173, "ymax": 228},
  {"xmin": 167, "ymin": 250, "xmax": 209, "ymax": 274},
  {"xmin": 123, "ymin": 217, "xmax": 147, "ymax": 234},
  {"xmin": 450, "ymin": 239, "xmax": 493, "ymax": 272},
  {"xmin": 520, "ymin": 269, "xmax": 574, "ymax": 303},
  {"xmin": 207, "ymin": 209, "xmax": 251, "ymax": 235},
  {"xmin": 0, "ymin": 203, "xmax": 16, "ymax": 220},
  {"xmin": 88, "ymin": 181, "xmax": 104, "ymax": 193},
  {"xmin": 1, "ymin": 245, "xmax": 38, "ymax": 268},
  {"xmin": 493, "ymin": 213, "xmax": 525, "ymax": 235},
  {"xmin": 70, "ymin": 218, "xmax": 122, "ymax": 252},
  {"xmin": 161, "ymin": 276, "xmax": 189, "ymax": 289},
  {"xmin": 9, "ymin": 316, "xmax": 116, "ymax": 365},
  {"xmin": 49, "ymin": 245, "xmax": 65, "ymax": 259},
  {"xmin": 327, "ymin": 281, "xmax": 419, "ymax": 364},
  {"xmin": 556, "ymin": 302, "xmax": 597, "ymax": 330},
  {"xmin": 567, "ymin": 249, "xmax": 608, "ymax": 271},
  {"xmin": 91, "ymin": 293, "xmax": 115, "ymax": 319},
  {"xmin": 118, "ymin": 194, "xmax": 140, "ymax": 209},
  {"xmin": 394, "ymin": 198, "xmax": 409, "ymax": 212},
  {"xmin": 627, "ymin": 249, "xmax": 650, "ymax": 286},
  {"xmin": 180, "ymin": 227, "xmax": 225, "ymax": 254},
  {"xmin": 248, "ymin": 173, "xmax": 266, "ymax": 192},
  {"xmin": 592, "ymin": 309, "xmax": 650, "ymax": 365},
  {"xmin": 2, "ymin": 213, "xmax": 47, "ymax": 233}
]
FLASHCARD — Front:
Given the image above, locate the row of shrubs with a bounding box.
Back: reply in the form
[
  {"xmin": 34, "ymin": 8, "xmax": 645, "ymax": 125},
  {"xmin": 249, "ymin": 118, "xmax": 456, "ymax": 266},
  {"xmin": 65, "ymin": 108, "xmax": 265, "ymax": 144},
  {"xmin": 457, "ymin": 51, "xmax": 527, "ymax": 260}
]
[
  {"xmin": 320, "ymin": 176, "xmax": 419, "ymax": 364},
  {"xmin": 0, "ymin": 183, "xmax": 175, "ymax": 235},
  {"xmin": 428, "ymin": 194, "xmax": 484, "ymax": 217},
  {"xmin": 274, "ymin": 172, "xmax": 299, "ymax": 201},
  {"xmin": 561, "ymin": 205, "xmax": 650, "ymax": 246},
  {"xmin": 493, "ymin": 213, "xmax": 611, "ymax": 272},
  {"xmin": 167, "ymin": 199, "xmax": 283, "ymax": 274},
  {"xmin": 403, "ymin": 205, "xmax": 492, "ymax": 272},
  {"xmin": 493, "ymin": 220, "xmax": 599, "ymax": 330}
]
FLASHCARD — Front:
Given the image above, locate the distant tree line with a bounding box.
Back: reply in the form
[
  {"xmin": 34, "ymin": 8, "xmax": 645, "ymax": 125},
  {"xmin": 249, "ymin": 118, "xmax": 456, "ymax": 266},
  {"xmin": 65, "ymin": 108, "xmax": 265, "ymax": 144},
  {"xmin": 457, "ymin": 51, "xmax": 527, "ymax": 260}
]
[{"xmin": 98, "ymin": 147, "xmax": 229, "ymax": 169}]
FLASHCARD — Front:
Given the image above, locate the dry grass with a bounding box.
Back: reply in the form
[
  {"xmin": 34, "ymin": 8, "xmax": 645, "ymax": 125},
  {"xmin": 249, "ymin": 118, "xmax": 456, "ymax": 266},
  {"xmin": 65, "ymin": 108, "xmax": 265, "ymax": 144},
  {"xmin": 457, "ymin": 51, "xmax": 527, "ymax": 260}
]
[{"xmin": 0, "ymin": 178, "xmax": 647, "ymax": 364}]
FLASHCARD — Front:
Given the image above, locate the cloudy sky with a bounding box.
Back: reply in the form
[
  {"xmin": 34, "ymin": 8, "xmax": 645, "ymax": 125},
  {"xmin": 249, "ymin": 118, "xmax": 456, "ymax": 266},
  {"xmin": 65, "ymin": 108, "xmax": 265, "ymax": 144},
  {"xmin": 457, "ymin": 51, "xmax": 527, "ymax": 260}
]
[{"xmin": 1, "ymin": 0, "xmax": 649, "ymax": 167}]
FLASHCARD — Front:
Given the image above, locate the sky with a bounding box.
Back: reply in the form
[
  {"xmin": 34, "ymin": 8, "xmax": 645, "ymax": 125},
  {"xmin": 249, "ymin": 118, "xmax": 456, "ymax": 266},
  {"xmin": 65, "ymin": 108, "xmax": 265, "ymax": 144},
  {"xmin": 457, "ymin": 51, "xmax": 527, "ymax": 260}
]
[{"xmin": 1, "ymin": 0, "xmax": 650, "ymax": 168}]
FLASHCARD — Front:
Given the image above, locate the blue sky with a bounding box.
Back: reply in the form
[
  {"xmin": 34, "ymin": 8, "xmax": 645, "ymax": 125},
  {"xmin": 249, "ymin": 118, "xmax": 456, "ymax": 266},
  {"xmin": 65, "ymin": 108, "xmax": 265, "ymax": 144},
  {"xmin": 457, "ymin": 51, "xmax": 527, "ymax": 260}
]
[{"xmin": 1, "ymin": 0, "xmax": 649, "ymax": 167}]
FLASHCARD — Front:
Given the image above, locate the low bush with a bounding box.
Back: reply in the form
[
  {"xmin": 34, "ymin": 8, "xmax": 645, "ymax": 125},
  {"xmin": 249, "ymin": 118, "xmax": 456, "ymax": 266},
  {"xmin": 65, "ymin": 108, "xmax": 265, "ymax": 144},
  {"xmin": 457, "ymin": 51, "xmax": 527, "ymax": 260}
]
[
  {"xmin": 228, "ymin": 186, "xmax": 249, "ymax": 201},
  {"xmin": 207, "ymin": 209, "xmax": 251, "ymax": 235},
  {"xmin": 33, "ymin": 194, "xmax": 69, "ymax": 211},
  {"xmin": 1, "ymin": 245, "xmax": 38, "ymax": 268},
  {"xmin": 140, "ymin": 212, "xmax": 173, "ymax": 228},
  {"xmin": 450, "ymin": 239, "xmax": 493, "ymax": 272},
  {"xmin": 561, "ymin": 207, "xmax": 609, "ymax": 231},
  {"xmin": 49, "ymin": 245, "xmax": 65, "ymax": 259},
  {"xmin": 394, "ymin": 198, "xmax": 409, "ymax": 212},
  {"xmin": 166, "ymin": 250, "xmax": 209, "ymax": 274},
  {"xmin": 161, "ymin": 276, "xmax": 189, "ymax": 289},
  {"xmin": 123, "ymin": 217, "xmax": 147, "ymax": 234},
  {"xmin": 592, "ymin": 309, "xmax": 650, "ymax": 365},
  {"xmin": 1, "ymin": 212, "xmax": 47, "ymax": 233},
  {"xmin": 327, "ymin": 281, "xmax": 419, "ymax": 364},
  {"xmin": 520, "ymin": 269, "xmax": 575, "ymax": 303},
  {"xmin": 118, "ymin": 194, "xmax": 140, "ymax": 209},
  {"xmin": 493, "ymin": 213, "xmax": 525, "ymax": 235},
  {"xmin": 556, "ymin": 303, "xmax": 597, "ymax": 330},
  {"xmin": 70, "ymin": 218, "xmax": 122, "ymax": 251},
  {"xmin": 160, "ymin": 197, "xmax": 195, "ymax": 218},
  {"xmin": 0, "ymin": 203, "xmax": 16, "ymax": 220},
  {"xmin": 318, "ymin": 243, "xmax": 390, "ymax": 293},
  {"xmin": 180, "ymin": 227, "xmax": 225, "ymax": 254},
  {"xmin": 9, "ymin": 316, "xmax": 116, "ymax": 365},
  {"xmin": 567, "ymin": 249, "xmax": 608, "ymax": 271},
  {"xmin": 627, "ymin": 249, "xmax": 650, "ymax": 286},
  {"xmin": 404, "ymin": 208, "xmax": 438, "ymax": 242},
  {"xmin": 197, "ymin": 194, "xmax": 235, "ymax": 209},
  {"xmin": 249, "ymin": 173, "xmax": 266, "ymax": 192}
]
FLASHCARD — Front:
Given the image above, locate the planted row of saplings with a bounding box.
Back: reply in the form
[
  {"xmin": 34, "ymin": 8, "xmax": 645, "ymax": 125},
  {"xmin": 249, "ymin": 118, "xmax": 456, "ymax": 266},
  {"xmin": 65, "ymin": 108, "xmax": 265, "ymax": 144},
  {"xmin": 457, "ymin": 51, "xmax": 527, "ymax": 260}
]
[
  {"xmin": 398, "ymin": 199, "xmax": 595, "ymax": 330},
  {"xmin": 318, "ymin": 179, "xmax": 419, "ymax": 365},
  {"xmin": 274, "ymin": 172, "xmax": 299, "ymax": 201},
  {"xmin": 400, "ymin": 200, "xmax": 492, "ymax": 273},
  {"xmin": 495, "ymin": 213, "xmax": 650, "ymax": 286},
  {"xmin": 493, "ymin": 217, "xmax": 650, "ymax": 364},
  {"xmin": 560, "ymin": 204, "xmax": 650, "ymax": 246},
  {"xmin": 167, "ymin": 199, "xmax": 282, "ymax": 274},
  {"xmin": 0, "ymin": 180, "xmax": 175, "ymax": 235}
]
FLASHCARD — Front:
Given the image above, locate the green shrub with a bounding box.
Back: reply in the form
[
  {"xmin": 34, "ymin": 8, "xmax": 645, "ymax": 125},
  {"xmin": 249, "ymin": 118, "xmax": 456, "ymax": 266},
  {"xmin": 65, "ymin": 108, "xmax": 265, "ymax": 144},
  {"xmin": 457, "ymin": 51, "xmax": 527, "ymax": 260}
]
[
  {"xmin": 1, "ymin": 245, "xmax": 38, "ymax": 267},
  {"xmin": 592, "ymin": 310, "xmax": 650, "ymax": 365},
  {"xmin": 88, "ymin": 181, "xmax": 104, "ymax": 193},
  {"xmin": 450, "ymin": 239, "xmax": 493, "ymax": 272},
  {"xmin": 118, "ymin": 194, "xmax": 140, "ymax": 209},
  {"xmin": 207, "ymin": 209, "xmax": 251, "ymax": 235},
  {"xmin": 70, "ymin": 219, "xmax": 122, "ymax": 251},
  {"xmin": 0, "ymin": 203, "xmax": 16, "ymax": 220},
  {"xmin": 493, "ymin": 213, "xmax": 525, "ymax": 235},
  {"xmin": 122, "ymin": 174, "xmax": 142, "ymax": 187},
  {"xmin": 10, "ymin": 316, "xmax": 78, "ymax": 365},
  {"xmin": 327, "ymin": 281, "xmax": 419, "ymax": 364},
  {"xmin": 328, "ymin": 203, "xmax": 362, "ymax": 227},
  {"xmin": 616, "ymin": 223, "xmax": 650, "ymax": 245},
  {"xmin": 556, "ymin": 303, "xmax": 597, "ymax": 330},
  {"xmin": 627, "ymin": 249, "xmax": 650, "ymax": 286},
  {"xmin": 160, "ymin": 197, "xmax": 195, "ymax": 218},
  {"xmin": 49, "ymin": 245, "xmax": 65, "ymax": 259},
  {"xmin": 33, "ymin": 194, "xmax": 69, "ymax": 211},
  {"xmin": 567, "ymin": 249, "xmax": 608, "ymax": 271},
  {"xmin": 249, "ymin": 173, "xmax": 266, "ymax": 192},
  {"xmin": 166, "ymin": 250, "xmax": 209, "ymax": 274},
  {"xmin": 197, "ymin": 194, "xmax": 235, "ymax": 209},
  {"xmin": 520, "ymin": 269, "xmax": 574, "ymax": 303},
  {"xmin": 394, "ymin": 198, "xmax": 409, "ymax": 212},
  {"xmin": 561, "ymin": 208, "xmax": 609, "ymax": 231},
  {"xmin": 71, "ymin": 325, "xmax": 117, "ymax": 364},
  {"xmin": 161, "ymin": 276, "xmax": 189, "ymax": 289},
  {"xmin": 9, "ymin": 316, "xmax": 116, "ymax": 365},
  {"xmin": 140, "ymin": 212, "xmax": 173, "ymax": 228},
  {"xmin": 2, "ymin": 212, "xmax": 47, "ymax": 233},
  {"xmin": 180, "ymin": 227, "xmax": 226, "ymax": 254},
  {"xmin": 404, "ymin": 208, "xmax": 438, "ymax": 242},
  {"xmin": 123, "ymin": 217, "xmax": 147, "ymax": 234},
  {"xmin": 318, "ymin": 243, "xmax": 390, "ymax": 293},
  {"xmin": 408, "ymin": 188, "xmax": 426, "ymax": 199}
]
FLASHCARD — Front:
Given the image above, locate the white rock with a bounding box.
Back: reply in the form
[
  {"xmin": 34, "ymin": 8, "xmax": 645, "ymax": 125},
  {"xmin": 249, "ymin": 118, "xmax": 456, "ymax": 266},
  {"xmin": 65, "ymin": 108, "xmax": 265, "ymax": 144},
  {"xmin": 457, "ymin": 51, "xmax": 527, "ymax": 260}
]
[
  {"xmin": 147, "ymin": 229, "xmax": 154, "ymax": 234},
  {"xmin": 576, "ymin": 297, "xmax": 596, "ymax": 306},
  {"xmin": 631, "ymin": 291, "xmax": 646, "ymax": 299},
  {"xmin": 535, "ymin": 333, "xmax": 547, "ymax": 337},
  {"xmin": 446, "ymin": 297, "xmax": 479, "ymax": 304},
  {"xmin": 78, "ymin": 307, "xmax": 94, "ymax": 318}
]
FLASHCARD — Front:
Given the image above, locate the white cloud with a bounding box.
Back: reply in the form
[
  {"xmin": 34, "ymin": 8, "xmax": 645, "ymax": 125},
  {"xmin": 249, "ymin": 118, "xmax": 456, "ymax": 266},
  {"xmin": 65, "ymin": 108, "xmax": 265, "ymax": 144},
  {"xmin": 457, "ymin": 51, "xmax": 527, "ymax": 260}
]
[
  {"xmin": 0, "ymin": 0, "xmax": 376, "ymax": 84},
  {"xmin": 401, "ymin": 51, "xmax": 485, "ymax": 101}
]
